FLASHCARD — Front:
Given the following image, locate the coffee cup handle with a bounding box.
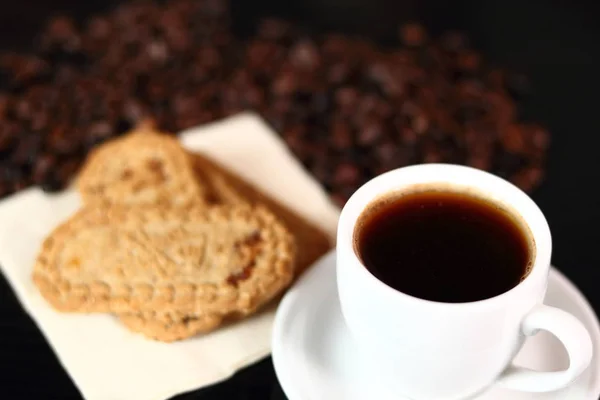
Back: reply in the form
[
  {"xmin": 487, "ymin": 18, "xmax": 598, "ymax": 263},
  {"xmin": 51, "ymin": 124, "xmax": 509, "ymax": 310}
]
[{"xmin": 496, "ymin": 304, "xmax": 593, "ymax": 392}]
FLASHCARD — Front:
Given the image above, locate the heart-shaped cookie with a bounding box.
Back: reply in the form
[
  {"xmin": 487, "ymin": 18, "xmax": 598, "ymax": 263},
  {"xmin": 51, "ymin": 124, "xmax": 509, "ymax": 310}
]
[{"xmin": 114, "ymin": 154, "xmax": 332, "ymax": 341}]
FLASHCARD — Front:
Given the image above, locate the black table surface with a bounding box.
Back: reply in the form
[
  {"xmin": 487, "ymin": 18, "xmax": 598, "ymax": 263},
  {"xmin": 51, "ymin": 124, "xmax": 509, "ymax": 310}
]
[{"xmin": 1, "ymin": 1, "xmax": 600, "ymax": 399}]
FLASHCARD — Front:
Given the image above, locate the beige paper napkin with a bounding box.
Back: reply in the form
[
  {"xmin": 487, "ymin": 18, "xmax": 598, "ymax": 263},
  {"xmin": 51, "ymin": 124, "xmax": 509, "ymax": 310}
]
[{"xmin": 0, "ymin": 113, "xmax": 340, "ymax": 400}]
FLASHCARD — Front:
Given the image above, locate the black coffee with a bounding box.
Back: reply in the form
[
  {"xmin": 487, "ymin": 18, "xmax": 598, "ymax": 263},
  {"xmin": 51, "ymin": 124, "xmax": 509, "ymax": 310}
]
[{"xmin": 355, "ymin": 190, "xmax": 533, "ymax": 303}]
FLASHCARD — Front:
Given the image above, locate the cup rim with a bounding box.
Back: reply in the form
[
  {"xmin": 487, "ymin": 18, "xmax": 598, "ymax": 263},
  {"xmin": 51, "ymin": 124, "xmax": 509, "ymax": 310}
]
[{"xmin": 337, "ymin": 163, "xmax": 552, "ymax": 310}]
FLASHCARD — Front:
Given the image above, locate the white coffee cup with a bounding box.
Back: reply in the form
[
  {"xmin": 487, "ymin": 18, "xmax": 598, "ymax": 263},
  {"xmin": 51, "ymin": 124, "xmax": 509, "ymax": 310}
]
[{"xmin": 336, "ymin": 164, "xmax": 593, "ymax": 400}]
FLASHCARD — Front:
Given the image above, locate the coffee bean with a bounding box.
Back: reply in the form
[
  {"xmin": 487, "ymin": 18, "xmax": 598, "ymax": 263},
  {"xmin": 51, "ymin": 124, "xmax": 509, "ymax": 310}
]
[
  {"xmin": 87, "ymin": 17, "xmax": 112, "ymax": 41},
  {"xmin": 330, "ymin": 192, "xmax": 348, "ymax": 208},
  {"xmin": 375, "ymin": 141, "xmax": 399, "ymax": 165},
  {"xmin": 511, "ymin": 166, "xmax": 543, "ymax": 192},
  {"xmin": 0, "ymin": 4, "xmax": 548, "ymax": 200},
  {"xmin": 272, "ymin": 71, "xmax": 297, "ymax": 97},
  {"xmin": 0, "ymin": 124, "xmax": 15, "ymax": 153},
  {"xmin": 455, "ymin": 103, "xmax": 485, "ymax": 125},
  {"xmin": 400, "ymin": 23, "xmax": 427, "ymax": 47},
  {"xmin": 290, "ymin": 40, "xmax": 320, "ymax": 70},
  {"xmin": 123, "ymin": 98, "xmax": 147, "ymax": 125},
  {"xmin": 46, "ymin": 126, "xmax": 80, "ymax": 155},
  {"xmin": 85, "ymin": 121, "xmax": 114, "ymax": 149},
  {"xmin": 32, "ymin": 153, "xmax": 55, "ymax": 184},
  {"xmin": 335, "ymin": 87, "xmax": 358, "ymax": 110},
  {"xmin": 115, "ymin": 119, "xmax": 134, "ymax": 135},
  {"xmin": 2, "ymin": 164, "xmax": 27, "ymax": 193},
  {"xmin": 457, "ymin": 51, "xmax": 481, "ymax": 72},
  {"xmin": 42, "ymin": 16, "xmax": 80, "ymax": 48},
  {"xmin": 441, "ymin": 31, "xmax": 469, "ymax": 52},
  {"xmin": 494, "ymin": 151, "xmax": 527, "ymax": 179},
  {"xmin": 333, "ymin": 162, "xmax": 361, "ymax": 186},
  {"xmin": 357, "ymin": 120, "xmax": 383, "ymax": 146},
  {"xmin": 467, "ymin": 155, "xmax": 492, "ymax": 171},
  {"xmin": 40, "ymin": 174, "xmax": 63, "ymax": 193},
  {"xmin": 0, "ymin": 54, "xmax": 52, "ymax": 91},
  {"xmin": 331, "ymin": 119, "xmax": 353, "ymax": 150},
  {"xmin": 399, "ymin": 127, "xmax": 418, "ymax": 146},
  {"xmin": 528, "ymin": 124, "xmax": 550, "ymax": 153},
  {"xmin": 500, "ymin": 124, "xmax": 527, "ymax": 154},
  {"xmin": 282, "ymin": 125, "xmax": 307, "ymax": 155},
  {"xmin": 412, "ymin": 114, "xmax": 429, "ymax": 135},
  {"xmin": 311, "ymin": 159, "xmax": 332, "ymax": 190},
  {"xmin": 11, "ymin": 134, "xmax": 42, "ymax": 168},
  {"xmin": 311, "ymin": 91, "xmax": 330, "ymax": 114},
  {"xmin": 257, "ymin": 18, "xmax": 292, "ymax": 42},
  {"xmin": 328, "ymin": 62, "xmax": 352, "ymax": 85},
  {"xmin": 57, "ymin": 158, "xmax": 81, "ymax": 185}
]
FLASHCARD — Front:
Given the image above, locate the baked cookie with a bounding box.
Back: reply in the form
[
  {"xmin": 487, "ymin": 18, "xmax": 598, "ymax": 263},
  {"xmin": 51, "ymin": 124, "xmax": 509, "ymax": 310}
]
[
  {"xmin": 77, "ymin": 122, "xmax": 205, "ymax": 208},
  {"xmin": 116, "ymin": 153, "xmax": 332, "ymax": 341},
  {"xmin": 32, "ymin": 204, "xmax": 296, "ymax": 316}
]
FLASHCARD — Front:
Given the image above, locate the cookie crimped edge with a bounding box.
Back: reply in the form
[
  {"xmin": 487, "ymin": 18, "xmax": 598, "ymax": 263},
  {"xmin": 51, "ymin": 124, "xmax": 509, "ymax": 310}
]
[
  {"xmin": 119, "ymin": 311, "xmax": 225, "ymax": 342},
  {"xmin": 32, "ymin": 204, "xmax": 296, "ymax": 315},
  {"xmin": 77, "ymin": 126, "xmax": 206, "ymax": 208},
  {"xmin": 117, "ymin": 250, "xmax": 293, "ymax": 341}
]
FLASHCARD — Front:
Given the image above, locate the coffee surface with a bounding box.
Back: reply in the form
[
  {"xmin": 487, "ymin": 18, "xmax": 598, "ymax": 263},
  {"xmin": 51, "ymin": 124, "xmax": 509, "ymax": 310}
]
[{"xmin": 355, "ymin": 190, "xmax": 533, "ymax": 303}]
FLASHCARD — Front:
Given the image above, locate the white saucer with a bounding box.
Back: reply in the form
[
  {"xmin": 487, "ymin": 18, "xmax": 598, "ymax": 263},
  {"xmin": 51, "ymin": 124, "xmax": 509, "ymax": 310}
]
[{"xmin": 273, "ymin": 250, "xmax": 600, "ymax": 400}]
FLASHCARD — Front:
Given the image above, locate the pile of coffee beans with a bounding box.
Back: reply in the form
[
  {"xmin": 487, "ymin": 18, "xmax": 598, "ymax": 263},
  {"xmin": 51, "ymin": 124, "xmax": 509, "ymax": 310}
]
[{"xmin": 0, "ymin": 0, "xmax": 549, "ymax": 205}]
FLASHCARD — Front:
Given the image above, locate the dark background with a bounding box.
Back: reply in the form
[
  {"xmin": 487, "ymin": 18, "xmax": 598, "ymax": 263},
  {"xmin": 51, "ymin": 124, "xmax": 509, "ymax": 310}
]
[{"xmin": 1, "ymin": 0, "xmax": 599, "ymax": 399}]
